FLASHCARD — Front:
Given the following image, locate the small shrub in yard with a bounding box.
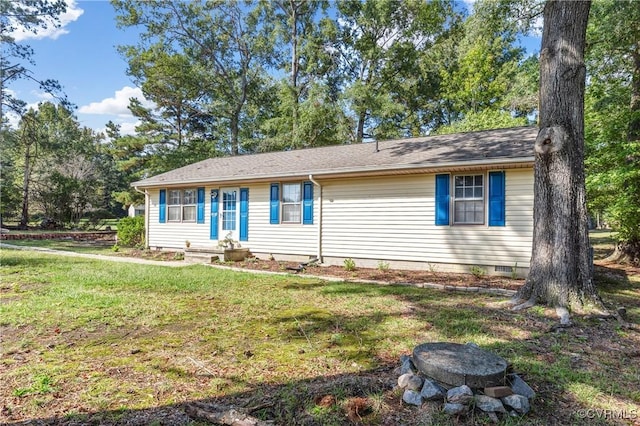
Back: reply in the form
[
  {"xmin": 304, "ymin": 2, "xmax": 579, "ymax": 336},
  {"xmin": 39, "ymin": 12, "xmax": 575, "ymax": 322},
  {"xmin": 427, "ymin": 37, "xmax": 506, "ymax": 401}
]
[
  {"xmin": 343, "ymin": 258, "xmax": 356, "ymax": 271},
  {"xmin": 470, "ymin": 265, "xmax": 486, "ymax": 279},
  {"xmin": 377, "ymin": 260, "xmax": 390, "ymax": 271},
  {"xmin": 117, "ymin": 216, "xmax": 144, "ymax": 247},
  {"xmin": 511, "ymin": 262, "xmax": 519, "ymax": 280},
  {"xmin": 111, "ymin": 244, "xmax": 120, "ymax": 252}
]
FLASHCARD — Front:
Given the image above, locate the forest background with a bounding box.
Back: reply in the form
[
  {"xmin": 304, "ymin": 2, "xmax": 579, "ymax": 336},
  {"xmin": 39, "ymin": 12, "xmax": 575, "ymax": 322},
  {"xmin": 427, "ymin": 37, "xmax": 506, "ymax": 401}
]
[{"xmin": 1, "ymin": 0, "xmax": 638, "ymax": 257}]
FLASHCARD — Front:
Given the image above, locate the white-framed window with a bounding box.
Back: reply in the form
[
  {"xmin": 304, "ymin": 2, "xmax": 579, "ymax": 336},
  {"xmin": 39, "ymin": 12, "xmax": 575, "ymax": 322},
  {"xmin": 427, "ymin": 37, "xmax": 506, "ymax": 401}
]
[
  {"xmin": 453, "ymin": 174, "xmax": 484, "ymax": 224},
  {"xmin": 281, "ymin": 183, "xmax": 302, "ymax": 223},
  {"xmin": 167, "ymin": 188, "xmax": 196, "ymax": 222}
]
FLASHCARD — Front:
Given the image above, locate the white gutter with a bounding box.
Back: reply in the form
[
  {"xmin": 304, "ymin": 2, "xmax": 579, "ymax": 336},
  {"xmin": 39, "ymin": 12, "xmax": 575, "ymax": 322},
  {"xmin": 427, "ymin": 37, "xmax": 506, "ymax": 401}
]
[
  {"xmin": 134, "ymin": 186, "xmax": 149, "ymax": 249},
  {"xmin": 308, "ymin": 174, "xmax": 323, "ymax": 263}
]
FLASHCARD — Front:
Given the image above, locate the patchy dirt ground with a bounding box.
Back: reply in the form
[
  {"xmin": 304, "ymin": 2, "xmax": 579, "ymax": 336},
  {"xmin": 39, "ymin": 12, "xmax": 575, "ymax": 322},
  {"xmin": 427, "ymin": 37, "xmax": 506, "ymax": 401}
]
[{"xmin": 232, "ymin": 258, "xmax": 525, "ymax": 292}]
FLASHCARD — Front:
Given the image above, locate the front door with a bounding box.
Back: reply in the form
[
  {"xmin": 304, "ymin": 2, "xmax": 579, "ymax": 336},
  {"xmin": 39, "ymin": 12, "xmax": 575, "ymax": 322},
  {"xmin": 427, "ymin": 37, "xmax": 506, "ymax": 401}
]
[{"xmin": 220, "ymin": 188, "xmax": 240, "ymax": 241}]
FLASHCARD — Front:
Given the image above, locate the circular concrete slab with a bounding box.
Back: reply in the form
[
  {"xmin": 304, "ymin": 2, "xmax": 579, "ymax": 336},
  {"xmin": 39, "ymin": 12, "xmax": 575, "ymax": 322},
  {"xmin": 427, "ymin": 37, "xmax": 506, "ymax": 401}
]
[{"xmin": 412, "ymin": 342, "xmax": 508, "ymax": 388}]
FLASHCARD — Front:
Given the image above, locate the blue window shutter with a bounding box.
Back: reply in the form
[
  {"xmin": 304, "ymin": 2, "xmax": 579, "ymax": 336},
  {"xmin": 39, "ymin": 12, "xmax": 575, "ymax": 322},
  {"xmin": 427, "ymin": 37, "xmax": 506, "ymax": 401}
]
[
  {"xmin": 489, "ymin": 171, "xmax": 506, "ymax": 226},
  {"xmin": 197, "ymin": 187, "xmax": 205, "ymax": 224},
  {"xmin": 270, "ymin": 183, "xmax": 280, "ymax": 224},
  {"xmin": 210, "ymin": 189, "xmax": 219, "ymax": 239},
  {"xmin": 240, "ymin": 188, "xmax": 249, "ymax": 241},
  {"xmin": 159, "ymin": 189, "xmax": 166, "ymax": 223},
  {"xmin": 303, "ymin": 181, "xmax": 314, "ymax": 225},
  {"xmin": 435, "ymin": 174, "xmax": 450, "ymax": 226}
]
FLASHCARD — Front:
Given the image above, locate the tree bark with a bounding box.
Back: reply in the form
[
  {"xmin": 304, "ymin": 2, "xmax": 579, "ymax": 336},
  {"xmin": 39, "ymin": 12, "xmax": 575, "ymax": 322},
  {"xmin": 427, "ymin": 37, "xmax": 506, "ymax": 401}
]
[
  {"xmin": 515, "ymin": 0, "xmax": 601, "ymax": 310},
  {"xmin": 184, "ymin": 402, "xmax": 271, "ymax": 426},
  {"xmin": 20, "ymin": 142, "xmax": 31, "ymax": 229}
]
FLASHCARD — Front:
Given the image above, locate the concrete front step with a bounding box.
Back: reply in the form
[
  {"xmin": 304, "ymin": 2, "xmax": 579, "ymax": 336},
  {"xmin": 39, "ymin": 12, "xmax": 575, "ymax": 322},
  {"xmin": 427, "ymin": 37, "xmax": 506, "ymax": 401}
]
[
  {"xmin": 184, "ymin": 247, "xmax": 252, "ymax": 263},
  {"xmin": 184, "ymin": 248, "xmax": 224, "ymax": 264}
]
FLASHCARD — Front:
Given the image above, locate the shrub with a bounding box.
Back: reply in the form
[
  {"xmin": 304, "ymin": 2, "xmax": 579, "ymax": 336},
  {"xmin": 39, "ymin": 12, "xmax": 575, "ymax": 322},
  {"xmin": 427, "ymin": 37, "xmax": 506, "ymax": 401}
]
[
  {"xmin": 117, "ymin": 216, "xmax": 144, "ymax": 247},
  {"xmin": 343, "ymin": 258, "xmax": 356, "ymax": 271},
  {"xmin": 377, "ymin": 260, "xmax": 390, "ymax": 271},
  {"xmin": 470, "ymin": 265, "xmax": 486, "ymax": 279}
]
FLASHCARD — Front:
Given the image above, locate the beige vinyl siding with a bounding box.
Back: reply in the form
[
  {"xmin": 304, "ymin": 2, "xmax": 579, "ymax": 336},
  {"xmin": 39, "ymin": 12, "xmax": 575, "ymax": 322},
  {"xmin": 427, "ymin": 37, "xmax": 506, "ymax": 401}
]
[
  {"xmin": 321, "ymin": 169, "xmax": 533, "ymax": 268},
  {"xmin": 145, "ymin": 169, "xmax": 533, "ymax": 269},
  {"xmin": 245, "ymin": 183, "xmax": 318, "ymax": 256},
  {"xmin": 147, "ymin": 184, "xmax": 318, "ymax": 255},
  {"xmin": 147, "ymin": 188, "xmax": 212, "ymax": 249}
]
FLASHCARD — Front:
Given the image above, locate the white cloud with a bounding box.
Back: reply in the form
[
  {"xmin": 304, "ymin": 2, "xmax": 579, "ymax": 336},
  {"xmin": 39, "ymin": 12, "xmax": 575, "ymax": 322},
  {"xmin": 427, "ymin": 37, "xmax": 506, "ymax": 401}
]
[
  {"xmin": 3, "ymin": 99, "xmax": 48, "ymax": 128},
  {"xmin": 31, "ymin": 90, "xmax": 55, "ymax": 101},
  {"xmin": 118, "ymin": 121, "xmax": 141, "ymax": 136},
  {"xmin": 94, "ymin": 120, "xmax": 140, "ymax": 137},
  {"xmin": 5, "ymin": 111, "xmax": 21, "ymax": 129},
  {"xmin": 78, "ymin": 86, "xmax": 154, "ymax": 116},
  {"xmin": 9, "ymin": 0, "xmax": 84, "ymax": 42}
]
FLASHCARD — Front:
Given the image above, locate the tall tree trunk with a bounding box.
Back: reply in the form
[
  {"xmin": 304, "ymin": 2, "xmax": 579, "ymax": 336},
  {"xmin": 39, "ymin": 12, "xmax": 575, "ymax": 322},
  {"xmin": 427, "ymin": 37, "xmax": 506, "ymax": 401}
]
[
  {"xmin": 356, "ymin": 111, "xmax": 366, "ymax": 143},
  {"xmin": 515, "ymin": 0, "xmax": 601, "ymax": 310},
  {"xmin": 230, "ymin": 114, "xmax": 239, "ymax": 156},
  {"xmin": 629, "ymin": 48, "xmax": 640, "ymax": 141},
  {"xmin": 19, "ymin": 143, "xmax": 31, "ymax": 229},
  {"xmin": 291, "ymin": 1, "xmax": 299, "ymax": 142}
]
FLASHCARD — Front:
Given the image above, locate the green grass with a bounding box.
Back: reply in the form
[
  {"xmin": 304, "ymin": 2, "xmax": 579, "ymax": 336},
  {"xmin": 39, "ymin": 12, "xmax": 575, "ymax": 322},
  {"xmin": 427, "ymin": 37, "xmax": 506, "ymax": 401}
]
[
  {"xmin": 1, "ymin": 247, "xmax": 638, "ymax": 425},
  {"xmin": 590, "ymin": 229, "xmax": 617, "ymax": 260},
  {"xmin": 4, "ymin": 238, "xmax": 116, "ymax": 255}
]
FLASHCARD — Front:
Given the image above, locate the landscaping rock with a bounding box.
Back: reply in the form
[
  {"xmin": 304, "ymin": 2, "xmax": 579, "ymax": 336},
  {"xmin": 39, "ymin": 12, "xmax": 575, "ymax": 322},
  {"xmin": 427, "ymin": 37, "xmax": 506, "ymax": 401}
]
[
  {"xmin": 508, "ymin": 374, "xmax": 536, "ymax": 400},
  {"xmin": 420, "ymin": 379, "xmax": 446, "ymax": 401},
  {"xmin": 486, "ymin": 411, "xmax": 500, "ymax": 423},
  {"xmin": 397, "ymin": 373, "xmax": 413, "ymax": 388},
  {"xmin": 447, "ymin": 385, "xmax": 473, "ymax": 405},
  {"xmin": 474, "ymin": 395, "xmax": 506, "ymax": 413},
  {"xmin": 502, "ymin": 394, "xmax": 530, "ymax": 414},
  {"xmin": 402, "ymin": 389, "xmax": 423, "ymax": 406},
  {"xmin": 406, "ymin": 375, "xmax": 423, "ymax": 391},
  {"xmin": 484, "ymin": 386, "xmax": 513, "ymax": 398},
  {"xmin": 413, "ymin": 342, "xmax": 508, "ymax": 387},
  {"xmin": 400, "ymin": 355, "xmax": 417, "ymax": 375},
  {"xmin": 443, "ymin": 402, "xmax": 468, "ymax": 415}
]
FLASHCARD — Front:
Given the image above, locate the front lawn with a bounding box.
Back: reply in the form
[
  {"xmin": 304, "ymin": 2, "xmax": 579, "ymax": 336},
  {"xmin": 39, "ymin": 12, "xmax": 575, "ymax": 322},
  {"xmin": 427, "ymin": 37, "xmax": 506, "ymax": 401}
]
[{"xmin": 1, "ymin": 249, "xmax": 638, "ymax": 425}]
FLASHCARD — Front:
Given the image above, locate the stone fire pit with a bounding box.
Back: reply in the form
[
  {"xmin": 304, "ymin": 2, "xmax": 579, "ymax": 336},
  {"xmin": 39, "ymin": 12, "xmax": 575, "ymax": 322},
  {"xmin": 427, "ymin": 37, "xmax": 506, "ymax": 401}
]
[
  {"xmin": 397, "ymin": 342, "xmax": 535, "ymax": 420},
  {"xmin": 412, "ymin": 342, "xmax": 508, "ymax": 388}
]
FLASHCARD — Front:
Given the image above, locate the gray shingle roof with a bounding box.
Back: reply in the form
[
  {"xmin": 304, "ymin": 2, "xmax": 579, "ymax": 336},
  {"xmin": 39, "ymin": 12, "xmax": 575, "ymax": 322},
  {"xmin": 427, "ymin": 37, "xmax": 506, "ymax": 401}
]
[{"xmin": 132, "ymin": 126, "xmax": 537, "ymax": 188}]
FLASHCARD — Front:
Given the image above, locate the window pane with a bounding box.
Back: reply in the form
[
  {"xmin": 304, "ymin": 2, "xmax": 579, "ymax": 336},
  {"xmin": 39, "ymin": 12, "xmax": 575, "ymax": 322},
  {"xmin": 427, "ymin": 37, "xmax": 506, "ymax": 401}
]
[
  {"xmin": 183, "ymin": 189, "xmax": 196, "ymax": 204},
  {"xmin": 168, "ymin": 206, "xmax": 181, "ymax": 221},
  {"xmin": 474, "ymin": 187, "xmax": 483, "ymax": 198},
  {"xmin": 454, "ymin": 200, "xmax": 484, "ymax": 224},
  {"xmin": 222, "ymin": 211, "xmax": 236, "ymax": 230},
  {"xmin": 282, "ymin": 184, "xmax": 301, "ymax": 203},
  {"xmin": 465, "ymin": 176, "xmax": 473, "ymax": 186},
  {"xmin": 222, "ymin": 190, "xmax": 237, "ymax": 230},
  {"xmin": 455, "ymin": 188, "xmax": 463, "ymax": 197},
  {"xmin": 475, "ymin": 175, "xmax": 483, "ymax": 186},
  {"xmin": 282, "ymin": 204, "xmax": 301, "ymax": 223},
  {"xmin": 183, "ymin": 206, "xmax": 196, "ymax": 222},
  {"xmin": 465, "ymin": 188, "xmax": 474, "ymax": 198},
  {"xmin": 169, "ymin": 190, "xmax": 181, "ymax": 205},
  {"xmin": 455, "ymin": 176, "xmax": 463, "ymax": 187}
]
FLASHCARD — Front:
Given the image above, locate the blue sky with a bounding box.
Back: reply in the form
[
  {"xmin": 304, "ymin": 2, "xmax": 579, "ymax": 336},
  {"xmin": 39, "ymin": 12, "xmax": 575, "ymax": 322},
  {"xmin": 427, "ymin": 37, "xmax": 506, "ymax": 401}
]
[
  {"xmin": 7, "ymin": 0, "xmax": 541, "ymax": 136},
  {"xmin": 8, "ymin": 0, "xmax": 150, "ymax": 135}
]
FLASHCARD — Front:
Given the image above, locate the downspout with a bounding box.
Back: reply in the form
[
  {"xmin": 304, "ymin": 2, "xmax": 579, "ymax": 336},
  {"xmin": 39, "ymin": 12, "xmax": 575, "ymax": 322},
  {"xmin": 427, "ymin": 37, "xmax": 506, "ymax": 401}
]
[
  {"xmin": 308, "ymin": 175, "xmax": 323, "ymax": 263},
  {"xmin": 134, "ymin": 186, "xmax": 149, "ymax": 249}
]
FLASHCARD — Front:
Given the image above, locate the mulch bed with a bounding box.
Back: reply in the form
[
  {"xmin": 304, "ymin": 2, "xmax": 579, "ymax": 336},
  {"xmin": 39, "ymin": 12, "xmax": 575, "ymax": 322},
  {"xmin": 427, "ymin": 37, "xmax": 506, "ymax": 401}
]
[{"xmin": 233, "ymin": 258, "xmax": 525, "ymax": 292}]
